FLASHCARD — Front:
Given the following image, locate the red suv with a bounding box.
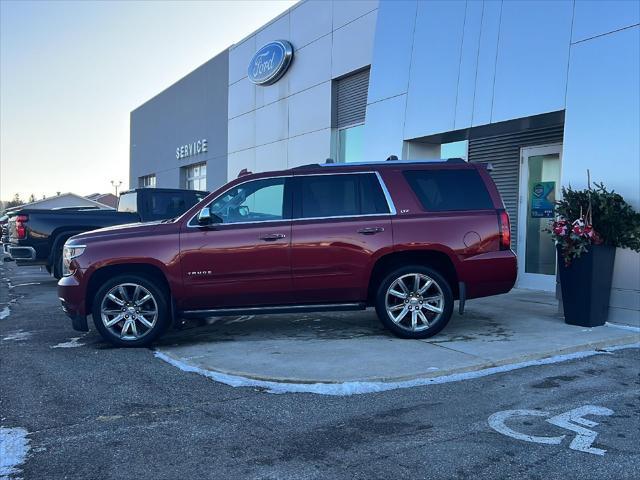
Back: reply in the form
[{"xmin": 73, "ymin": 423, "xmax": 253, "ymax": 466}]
[{"xmin": 58, "ymin": 160, "xmax": 516, "ymax": 347}]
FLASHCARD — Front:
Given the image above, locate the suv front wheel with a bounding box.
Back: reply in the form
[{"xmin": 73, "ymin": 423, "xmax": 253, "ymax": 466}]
[
  {"xmin": 92, "ymin": 274, "xmax": 170, "ymax": 347},
  {"xmin": 375, "ymin": 265, "xmax": 454, "ymax": 339}
]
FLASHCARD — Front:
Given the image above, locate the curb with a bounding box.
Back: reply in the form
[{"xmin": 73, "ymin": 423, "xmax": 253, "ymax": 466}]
[{"xmin": 155, "ymin": 335, "xmax": 640, "ymax": 394}]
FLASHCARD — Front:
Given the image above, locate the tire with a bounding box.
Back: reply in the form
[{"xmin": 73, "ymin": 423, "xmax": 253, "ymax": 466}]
[
  {"xmin": 375, "ymin": 265, "xmax": 454, "ymax": 339},
  {"xmin": 52, "ymin": 246, "xmax": 63, "ymax": 280},
  {"xmin": 92, "ymin": 274, "xmax": 170, "ymax": 347}
]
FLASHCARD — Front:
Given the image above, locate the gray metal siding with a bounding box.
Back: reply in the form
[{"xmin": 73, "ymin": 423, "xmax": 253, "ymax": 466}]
[
  {"xmin": 130, "ymin": 50, "xmax": 229, "ymax": 192},
  {"xmin": 468, "ymin": 125, "xmax": 564, "ymax": 252},
  {"xmin": 336, "ymin": 68, "xmax": 370, "ymax": 128}
]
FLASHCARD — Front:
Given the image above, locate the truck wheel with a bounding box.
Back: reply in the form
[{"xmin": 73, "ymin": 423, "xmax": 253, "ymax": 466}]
[
  {"xmin": 92, "ymin": 274, "xmax": 170, "ymax": 347},
  {"xmin": 375, "ymin": 265, "xmax": 454, "ymax": 339}
]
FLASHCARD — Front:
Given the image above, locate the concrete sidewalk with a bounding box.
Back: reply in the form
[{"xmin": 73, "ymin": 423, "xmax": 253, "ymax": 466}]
[{"xmin": 157, "ymin": 289, "xmax": 640, "ymax": 384}]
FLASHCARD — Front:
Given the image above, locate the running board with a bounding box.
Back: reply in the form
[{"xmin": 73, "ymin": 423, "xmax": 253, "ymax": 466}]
[{"xmin": 180, "ymin": 302, "xmax": 366, "ymax": 319}]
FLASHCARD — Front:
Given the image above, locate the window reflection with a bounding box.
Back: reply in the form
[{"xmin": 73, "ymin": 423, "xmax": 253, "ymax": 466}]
[
  {"xmin": 441, "ymin": 140, "xmax": 468, "ymax": 161},
  {"xmin": 338, "ymin": 124, "xmax": 365, "ymax": 163}
]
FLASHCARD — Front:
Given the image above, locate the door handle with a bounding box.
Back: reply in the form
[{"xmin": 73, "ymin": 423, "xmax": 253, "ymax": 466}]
[
  {"xmin": 357, "ymin": 227, "xmax": 385, "ymax": 235},
  {"xmin": 259, "ymin": 233, "xmax": 287, "ymax": 241}
]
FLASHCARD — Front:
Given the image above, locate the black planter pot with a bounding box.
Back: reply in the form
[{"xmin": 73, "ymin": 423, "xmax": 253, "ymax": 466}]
[{"xmin": 557, "ymin": 244, "xmax": 616, "ymax": 327}]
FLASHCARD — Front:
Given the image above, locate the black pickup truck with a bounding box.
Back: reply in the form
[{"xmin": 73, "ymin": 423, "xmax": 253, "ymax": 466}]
[{"xmin": 4, "ymin": 188, "xmax": 207, "ymax": 278}]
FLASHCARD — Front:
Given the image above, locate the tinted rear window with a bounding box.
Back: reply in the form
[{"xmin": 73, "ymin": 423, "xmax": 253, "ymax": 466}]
[
  {"xmin": 143, "ymin": 192, "xmax": 195, "ymax": 220},
  {"xmin": 404, "ymin": 169, "xmax": 493, "ymax": 211},
  {"xmin": 299, "ymin": 173, "xmax": 389, "ymax": 219},
  {"xmin": 360, "ymin": 173, "xmax": 390, "ymax": 215},
  {"xmin": 184, "ymin": 191, "xmax": 207, "ymax": 209}
]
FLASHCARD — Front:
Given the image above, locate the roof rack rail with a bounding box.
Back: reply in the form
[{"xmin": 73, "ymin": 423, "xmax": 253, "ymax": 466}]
[
  {"xmin": 291, "ymin": 158, "xmax": 468, "ymax": 170},
  {"xmin": 290, "ymin": 163, "xmax": 321, "ymax": 170}
]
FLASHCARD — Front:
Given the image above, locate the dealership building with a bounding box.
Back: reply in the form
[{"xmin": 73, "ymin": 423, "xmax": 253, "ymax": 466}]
[{"xmin": 130, "ymin": 0, "xmax": 639, "ymax": 322}]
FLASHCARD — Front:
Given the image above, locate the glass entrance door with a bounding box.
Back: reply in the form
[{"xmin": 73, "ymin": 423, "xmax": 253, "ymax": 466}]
[{"xmin": 517, "ymin": 144, "xmax": 562, "ymax": 291}]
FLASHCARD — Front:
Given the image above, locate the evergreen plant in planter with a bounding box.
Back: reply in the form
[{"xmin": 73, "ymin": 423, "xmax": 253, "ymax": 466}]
[{"xmin": 548, "ymin": 182, "xmax": 640, "ymax": 327}]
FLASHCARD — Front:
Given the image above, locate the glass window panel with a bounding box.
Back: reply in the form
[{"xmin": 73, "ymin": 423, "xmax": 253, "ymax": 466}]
[
  {"xmin": 359, "ymin": 174, "xmax": 390, "ymax": 215},
  {"xmin": 441, "ymin": 140, "xmax": 468, "ymax": 161},
  {"xmin": 145, "ymin": 192, "xmax": 187, "ymax": 220},
  {"xmin": 300, "ymin": 175, "xmax": 358, "ymax": 218},
  {"xmin": 117, "ymin": 192, "xmax": 137, "ymax": 213},
  {"xmin": 138, "ymin": 174, "xmax": 156, "ymax": 188},
  {"xmin": 403, "ymin": 169, "xmax": 493, "ymax": 211},
  {"xmin": 209, "ymin": 178, "xmax": 285, "ymax": 224},
  {"xmin": 184, "ymin": 163, "xmax": 207, "ymax": 191},
  {"xmin": 338, "ymin": 124, "xmax": 365, "ymax": 163},
  {"xmin": 525, "ymin": 154, "xmax": 561, "ymax": 275}
]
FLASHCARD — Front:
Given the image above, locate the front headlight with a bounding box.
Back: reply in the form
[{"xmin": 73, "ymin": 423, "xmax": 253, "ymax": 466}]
[{"xmin": 62, "ymin": 244, "xmax": 86, "ymax": 276}]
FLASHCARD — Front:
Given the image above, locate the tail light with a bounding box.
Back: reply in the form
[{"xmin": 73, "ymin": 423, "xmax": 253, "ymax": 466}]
[
  {"xmin": 15, "ymin": 215, "xmax": 28, "ymax": 240},
  {"xmin": 497, "ymin": 210, "xmax": 511, "ymax": 251}
]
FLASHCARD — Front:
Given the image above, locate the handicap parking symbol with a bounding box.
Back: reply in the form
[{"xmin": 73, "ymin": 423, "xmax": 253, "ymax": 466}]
[{"xmin": 488, "ymin": 405, "xmax": 614, "ymax": 456}]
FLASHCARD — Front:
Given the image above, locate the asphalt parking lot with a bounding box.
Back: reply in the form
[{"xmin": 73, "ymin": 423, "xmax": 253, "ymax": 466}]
[{"xmin": 1, "ymin": 262, "xmax": 639, "ymax": 479}]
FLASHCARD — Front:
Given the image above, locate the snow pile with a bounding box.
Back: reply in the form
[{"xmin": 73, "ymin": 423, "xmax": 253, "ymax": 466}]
[
  {"xmin": 0, "ymin": 427, "xmax": 30, "ymax": 479},
  {"xmin": 0, "ymin": 307, "xmax": 10, "ymax": 320}
]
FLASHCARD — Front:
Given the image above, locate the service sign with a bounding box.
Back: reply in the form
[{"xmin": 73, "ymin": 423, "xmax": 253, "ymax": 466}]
[
  {"xmin": 176, "ymin": 139, "xmax": 207, "ymax": 160},
  {"xmin": 248, "ymin": 40, "xmax": 293, "ymax": 86}
]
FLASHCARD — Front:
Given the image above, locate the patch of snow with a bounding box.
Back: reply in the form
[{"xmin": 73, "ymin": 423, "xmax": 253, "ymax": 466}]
[
  {"xmin": 605, "ymin": 322, "xmax": 640, "ymax": 333},
  {"xmin": 8, "ymin": 282, "xmax": 41, "ymax": 289},
  {"xmin": 51, "ymin": 336, "xmax": 86, "ymax": 349},
  {"xmin": 1, "ymin": 330, "xmax": 32, "ymax": 342},
  {"xmin": 0, "ymin": 427, "xmax": 30, "ymax": 479},
  {"xmin": 0, "ymin": 307, "xmax": 10, "ymax": 320},
  {"xmin": 154, "ymin": 343, "xmax": 640, "ymax": 396}
]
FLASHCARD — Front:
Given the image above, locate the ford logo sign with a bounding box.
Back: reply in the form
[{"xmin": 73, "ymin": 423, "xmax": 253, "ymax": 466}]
[{"xmin": 248, "ymin": 40, "xmax": 294, "ymax": 86}]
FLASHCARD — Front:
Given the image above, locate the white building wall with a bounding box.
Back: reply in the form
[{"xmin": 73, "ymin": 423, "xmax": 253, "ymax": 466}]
[
  {"xmin": 490, "ymin": 1, "xmax": 573, "ymax": 123},
  {"xmin": 227, "ymin": 0, "xmax": 378, "ymax": 180},
  {"xmin": 365, "ymin": 0, "xmax": 639, "ymax": 322},
  {"xmin": 562, "ymin": 23, "xmax": 640, "ymax": 325},
  {"xmin": 365, "ymin": 0, "xmax": 575, "ymax": 155}
]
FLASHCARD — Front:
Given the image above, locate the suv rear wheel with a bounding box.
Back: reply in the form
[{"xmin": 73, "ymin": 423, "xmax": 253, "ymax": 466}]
[
  {"xmin": 375, "ymin": 265, "xmax": 454, "ymax": 339},
  {"xmin": 92, "ymin": 274, "xmax": 170, "ymax": 347}
]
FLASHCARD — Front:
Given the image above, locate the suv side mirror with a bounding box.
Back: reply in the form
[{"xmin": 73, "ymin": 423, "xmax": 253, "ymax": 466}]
[{"xmin": 197, "ymin": 207, "xmax": 222, "ymax": 225}]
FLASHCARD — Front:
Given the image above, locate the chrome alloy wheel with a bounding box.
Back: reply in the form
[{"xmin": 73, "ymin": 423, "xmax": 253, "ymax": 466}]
[
  {"xmin": 100, "ymin": 283, "xmax": 158, "ymax": 341},
  {"xmin": 385, "ymin": 273, "xmax": 444, "ymax": 332}
]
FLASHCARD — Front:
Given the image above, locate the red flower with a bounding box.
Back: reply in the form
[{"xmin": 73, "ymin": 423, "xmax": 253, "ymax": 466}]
[{"xmin": 553, "ymin": 225, "xmax": 567, "ymax": 236}]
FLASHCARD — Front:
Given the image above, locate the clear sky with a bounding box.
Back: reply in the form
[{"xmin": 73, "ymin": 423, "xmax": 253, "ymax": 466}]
[{"xmin": 0, "ymin": 0, "xmax": 297, "ymax": 201}]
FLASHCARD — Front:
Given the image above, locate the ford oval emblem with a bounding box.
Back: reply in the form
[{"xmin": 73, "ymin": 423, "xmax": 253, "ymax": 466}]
[{"xmin": 248, "ymin": 40, "xmax": 294, "ymax": 86}]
